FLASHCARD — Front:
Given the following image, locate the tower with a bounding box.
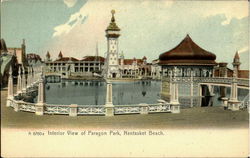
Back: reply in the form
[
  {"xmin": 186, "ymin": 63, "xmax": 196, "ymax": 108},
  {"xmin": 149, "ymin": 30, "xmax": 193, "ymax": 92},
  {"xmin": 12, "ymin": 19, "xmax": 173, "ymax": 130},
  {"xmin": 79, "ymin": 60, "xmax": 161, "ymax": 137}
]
[
  {"xmin": 232, "ymin": 51, "xmax": 241, "ymax": 77},
  {"xmin": 58, "ymin": 51, "xmax": 63, "ymax": 59},
  {"xmin": 105, "ymin": 10, "xmax": 121, "ymax": 79},
  {"xmin": 46, "ymin": 51, "xmax": 51, "ymax": 62},
  {"xmin": 21, "ymin": 39, "xmax": 27, "ymax": 66}
]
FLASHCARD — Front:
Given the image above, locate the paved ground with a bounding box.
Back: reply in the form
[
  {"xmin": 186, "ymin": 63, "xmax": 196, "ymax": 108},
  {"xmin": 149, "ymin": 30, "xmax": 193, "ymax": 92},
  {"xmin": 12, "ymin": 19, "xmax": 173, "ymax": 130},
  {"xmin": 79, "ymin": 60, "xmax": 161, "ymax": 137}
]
[{"xmin": 1, "ymin": 86, "xmax": 249, "ymax": 129}]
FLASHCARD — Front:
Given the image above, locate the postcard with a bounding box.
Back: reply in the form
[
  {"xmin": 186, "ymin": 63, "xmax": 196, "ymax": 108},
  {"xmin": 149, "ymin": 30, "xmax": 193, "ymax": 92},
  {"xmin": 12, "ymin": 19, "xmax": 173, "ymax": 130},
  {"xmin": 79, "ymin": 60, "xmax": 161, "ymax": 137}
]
[{"xmin": 1, "ymin": 0, "xmax": 249, "ymax": 157}]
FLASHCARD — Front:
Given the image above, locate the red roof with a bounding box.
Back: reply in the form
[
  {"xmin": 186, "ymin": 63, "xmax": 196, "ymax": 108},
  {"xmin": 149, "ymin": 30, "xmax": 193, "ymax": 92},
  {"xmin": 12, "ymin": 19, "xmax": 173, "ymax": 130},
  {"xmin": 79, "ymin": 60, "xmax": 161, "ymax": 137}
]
[
  {"xmin": 121, "ymin": 59, "xmax": 144, "ymax": 65},
  {"xmin": 159, "ymin": 34, "xmax": 216, "ymax": 66},
  {"xmin": 55, "ymin": 57, "xmax": 78, "ymax": 62},
  {"xmin": 81, "ymin": 56, "xmax": 105, "ymax": 62},
  {"xmin": 238, "ymin": 70, "xmax": 249, "ymax": 78}
]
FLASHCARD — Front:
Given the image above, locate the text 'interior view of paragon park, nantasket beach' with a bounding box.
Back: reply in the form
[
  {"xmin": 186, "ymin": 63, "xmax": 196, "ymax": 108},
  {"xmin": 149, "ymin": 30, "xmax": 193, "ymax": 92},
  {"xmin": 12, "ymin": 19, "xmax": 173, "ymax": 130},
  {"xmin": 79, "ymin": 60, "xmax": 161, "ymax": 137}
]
[{"xmin": 0, "ymin": 0, "xmax": 249, "ymax": 130}]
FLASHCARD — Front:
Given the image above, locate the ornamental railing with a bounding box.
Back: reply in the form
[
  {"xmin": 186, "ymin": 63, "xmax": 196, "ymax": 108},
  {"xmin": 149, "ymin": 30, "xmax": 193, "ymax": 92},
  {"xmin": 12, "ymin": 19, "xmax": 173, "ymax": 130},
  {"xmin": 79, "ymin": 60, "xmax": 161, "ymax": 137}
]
[
  {"xmin": 162, "ymin": 77, "xmax": 249, "ymax": 87},
  {"xmin": 44, "ymin": 104, "xmax": 70, "ymax": 115},
  {"xmin": 8, "ymin": 98, "xmax": 173, "ymax": 116},
  {"xmin": 77, "ymin": 105, "xmax": 105, "ymax": 115}
]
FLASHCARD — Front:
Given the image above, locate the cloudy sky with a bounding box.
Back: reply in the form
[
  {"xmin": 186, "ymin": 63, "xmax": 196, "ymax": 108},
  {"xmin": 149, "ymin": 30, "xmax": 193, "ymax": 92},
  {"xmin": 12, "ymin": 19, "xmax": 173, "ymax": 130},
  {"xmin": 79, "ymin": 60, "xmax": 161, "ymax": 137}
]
[{"xmin": 1, "ymin": 0, "xmax": 249, "ymax": 69}]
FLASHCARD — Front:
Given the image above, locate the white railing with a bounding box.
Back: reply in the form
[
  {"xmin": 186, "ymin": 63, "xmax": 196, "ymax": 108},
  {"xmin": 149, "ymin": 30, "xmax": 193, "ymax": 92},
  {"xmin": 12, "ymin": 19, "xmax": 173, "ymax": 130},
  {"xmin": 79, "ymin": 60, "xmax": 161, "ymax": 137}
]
[
  {"xmin": 77, "ymin": 105, "xmax": 105, "ymax": 115},
  {"xmin": 8, "ymin": 98, "xmax": 173, "ymax": 116},
  {"xmin": 45, "ymin": 104, "xmax": 70, "ymax": 115},
  {"xmin": 162, "ymin": 77, "xmax": 249, "ymax": 87},
  {"xmin": 148, "ymin": 103, "xmax": 171, "ymax": 113},
  {"xmin": 114, "ymin": 105, "xmax": 141, "ymax": 114},
  {"xmin": 19, "ymin": 102, "xmax": 36, "ymax": 112}
]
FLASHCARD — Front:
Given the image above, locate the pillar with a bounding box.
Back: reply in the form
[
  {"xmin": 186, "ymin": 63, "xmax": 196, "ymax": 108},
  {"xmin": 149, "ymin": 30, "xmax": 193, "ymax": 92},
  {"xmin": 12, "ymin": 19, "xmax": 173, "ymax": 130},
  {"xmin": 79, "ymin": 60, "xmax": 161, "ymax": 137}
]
[
  {"xmin": 17, "ymin": 66, "xmax": 22, "ymax": 94},
  {"xmin": 69, "ymin": 104, "xmax": 78, "ymax": 116},
  {"xmin": 21, "ymin": 66, "xmax": 27, "ymax": 92},
  {"xmin": 35, "ymin": 73, "xmax": 46, "ymax": 115},
  {"xmin": 228, "ymin": 74, "xmax": 241, "ymax": 111},
  {"xmin": 190, "ymin": 71, "xmax": 194, "ymax": 107},
  {"xmin": 170, "ymin": 67, "xmax": 180, "ymax": 113},
  {"xmin": 139, "ymin": 103, "xmax": 148, "ymax": 114},
  {"xmin": 6, "ymin": 66, "xmax": 14, "ymax": 107},
  {"xmin": 105, "ymin": 81, "xmax": 114, "ymax": 116},
  {"xmin": 221, "ymin": 97, "xmax": 229, "ymax": 110},
  {"xmin": 27, "ymin": 67, "xmax": 30, "ymax": 88}
]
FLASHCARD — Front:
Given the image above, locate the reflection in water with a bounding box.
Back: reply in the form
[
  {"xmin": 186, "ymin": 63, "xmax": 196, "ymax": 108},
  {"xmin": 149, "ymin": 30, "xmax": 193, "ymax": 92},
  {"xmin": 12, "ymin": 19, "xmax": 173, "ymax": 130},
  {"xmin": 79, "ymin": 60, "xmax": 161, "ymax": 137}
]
[{"xmin": 45, "ymin": 81, "xmax": 161, "ymax": 105}]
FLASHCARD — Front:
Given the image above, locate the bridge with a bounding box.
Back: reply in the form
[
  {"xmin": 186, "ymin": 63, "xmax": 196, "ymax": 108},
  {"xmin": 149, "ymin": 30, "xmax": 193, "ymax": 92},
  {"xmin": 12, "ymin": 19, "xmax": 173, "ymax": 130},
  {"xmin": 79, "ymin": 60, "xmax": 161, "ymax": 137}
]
[
  {"xmin": 163, "ymin": 77, "xmax": 249, "ymax": 89},
  {"xmin": 44, "ymin": 72, "xmax": 62, "ymax": 83}
]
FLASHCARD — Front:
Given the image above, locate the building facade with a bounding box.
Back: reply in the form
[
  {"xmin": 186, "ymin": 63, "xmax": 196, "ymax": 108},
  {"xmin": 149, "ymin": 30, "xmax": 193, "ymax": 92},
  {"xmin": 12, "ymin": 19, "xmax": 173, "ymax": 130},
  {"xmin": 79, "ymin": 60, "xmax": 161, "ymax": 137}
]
[
  {"xmin": 7, "ymin": 39, "xmax": 27, "ymax": 67},
  {"xmin": 45, "ymin": 51, "xmax": 105, "ymax": 78}
]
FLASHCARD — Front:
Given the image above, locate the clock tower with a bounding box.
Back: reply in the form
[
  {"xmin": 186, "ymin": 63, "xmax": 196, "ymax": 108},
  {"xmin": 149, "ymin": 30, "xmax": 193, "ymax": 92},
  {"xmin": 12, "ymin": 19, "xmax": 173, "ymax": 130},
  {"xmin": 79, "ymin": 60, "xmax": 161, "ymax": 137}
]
[{"xmin": 104, "ymin": 10, "xmax": 121, "ymax": 78}]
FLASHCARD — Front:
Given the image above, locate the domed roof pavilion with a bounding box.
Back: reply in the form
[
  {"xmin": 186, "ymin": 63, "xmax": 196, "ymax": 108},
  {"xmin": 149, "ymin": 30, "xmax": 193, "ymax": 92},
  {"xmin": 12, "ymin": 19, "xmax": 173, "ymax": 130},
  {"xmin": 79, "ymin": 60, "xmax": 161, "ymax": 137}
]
[{"xmin": 159, "ymin": 35, "xmax": 216, "ymax": 66}]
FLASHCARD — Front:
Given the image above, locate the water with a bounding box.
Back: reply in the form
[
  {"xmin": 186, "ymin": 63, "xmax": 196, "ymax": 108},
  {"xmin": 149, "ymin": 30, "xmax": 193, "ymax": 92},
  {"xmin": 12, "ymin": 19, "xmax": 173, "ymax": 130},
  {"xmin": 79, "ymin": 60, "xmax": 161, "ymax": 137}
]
[
  {"xmin": 212, "ymin": 86, "xmax": 249, "ymax": 106},
  {"xmin": 45, "ymin": 80, "xmax": 161, "ymax": 105},
  {"xmin": 44, "ymin": 80, "xmax": 249, "ymax": 106}
]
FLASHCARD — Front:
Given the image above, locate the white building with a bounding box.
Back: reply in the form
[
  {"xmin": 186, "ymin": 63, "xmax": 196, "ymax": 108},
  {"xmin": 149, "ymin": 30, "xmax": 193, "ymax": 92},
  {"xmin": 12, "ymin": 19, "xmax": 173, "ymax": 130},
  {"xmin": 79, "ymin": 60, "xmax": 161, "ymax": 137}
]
[{"xmin": 45, "ymin": 51, "xmax": 105, "ymax": 78}]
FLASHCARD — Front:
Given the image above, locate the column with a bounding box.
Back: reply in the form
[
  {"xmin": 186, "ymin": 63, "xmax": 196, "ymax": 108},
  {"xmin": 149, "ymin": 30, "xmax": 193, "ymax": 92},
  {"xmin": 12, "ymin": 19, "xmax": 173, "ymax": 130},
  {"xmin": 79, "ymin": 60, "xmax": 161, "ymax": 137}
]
[
  {"xmin": 170, "ymin": 67, "xmax": 180, "ymax": 113},
  {"xmin": 105, "ymin": 81, "xmax": 114, "ymax": 116},
  {"xmin": 228, "ymin": 72, "xmax": 241, "ymax": 111},
  {"xmin": 27, "ymin": 67, "xmax": 30, "ymax": 88},
  {"xmin": 35, "ymin": 73, "xmax": 46, "ymax": 115},
  {"xmin": 69, "ymin": 104, "xmax": 78, "ymax": 116},
  {"xmin": 17, "ymin": 66, "xmax": 22, "ymax": 94},
  {"xmin": 6, "ymin": 66, "xmax": 14, "ymax": 107},
  {"xmin": 21, "ymin": 66, "xmax": 27, "ymax": 92},
  {"xmin": 190, "ymin": 71, "xmax": 194, "ymax": 107},
  {"xmin": 139, "ymin": 103, "xmax": 148, "ymax": 114}
]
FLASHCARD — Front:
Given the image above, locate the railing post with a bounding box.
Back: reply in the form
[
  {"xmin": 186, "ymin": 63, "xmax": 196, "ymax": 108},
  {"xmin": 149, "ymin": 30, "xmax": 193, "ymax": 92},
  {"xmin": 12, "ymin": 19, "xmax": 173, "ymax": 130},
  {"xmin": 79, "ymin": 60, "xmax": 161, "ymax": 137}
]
[
  {"xmin": 6, "ymin": 66, "xmax": 14, "ymax": 107},
  {"xmin": 17, "ymin": 66, "xmax": 22, "ymax": 94},
  {"xmin": 14, "ymin": 100, "xmax": 22, "ymax": 112},
  {"xmin": 221, "ymin": 97, "xmax": 229, "ymax": 110},
  {"xmin": 69, "ymin": 104, "xmax": 78, "ymax": 116},
  {"xmin": 139, "ymin": 103, "xmax": 148, "ymax": 114},
  {"xmin": 105, "ymin": 81, "xmax": 114, "ymax": 116},
  {"xmin": 35, "ymin": 72, "xmax": 45, "ymax": 115},
  {"xmin": 170, "ymin": 67, "xmax": 180, "ymax": 113}
]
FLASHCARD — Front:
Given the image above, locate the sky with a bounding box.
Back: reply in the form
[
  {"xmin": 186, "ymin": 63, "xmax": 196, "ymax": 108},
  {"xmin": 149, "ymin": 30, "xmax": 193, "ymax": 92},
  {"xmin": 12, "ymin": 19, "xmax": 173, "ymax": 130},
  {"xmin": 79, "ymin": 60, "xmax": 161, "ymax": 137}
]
[{"xmin": 1, "ymin": 0, "xmax": 249, "ymax": 69}]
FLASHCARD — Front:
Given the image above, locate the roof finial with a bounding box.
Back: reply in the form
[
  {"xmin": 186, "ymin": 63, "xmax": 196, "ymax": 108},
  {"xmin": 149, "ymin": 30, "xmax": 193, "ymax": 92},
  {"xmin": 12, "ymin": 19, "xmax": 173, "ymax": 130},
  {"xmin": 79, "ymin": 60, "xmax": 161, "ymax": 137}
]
[
  {"xmin": 111, "ymin": 9, "xmax": 115, "ymax": 22},
  {"xmin": 234, "ymin": 51, "xmax": 240, "ymax": 60}
]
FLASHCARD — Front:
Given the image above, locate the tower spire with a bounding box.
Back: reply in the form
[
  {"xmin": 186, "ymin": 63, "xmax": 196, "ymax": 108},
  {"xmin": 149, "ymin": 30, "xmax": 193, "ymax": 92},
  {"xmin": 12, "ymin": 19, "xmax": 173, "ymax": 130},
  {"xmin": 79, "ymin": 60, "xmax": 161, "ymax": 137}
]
[
  {"xmin": 95, "ymin": 42, "xmax": 99, "ymax": 63},
  {"xmin": 111, "ymin": 9, "xmax": 115, "ymax": 22}
]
